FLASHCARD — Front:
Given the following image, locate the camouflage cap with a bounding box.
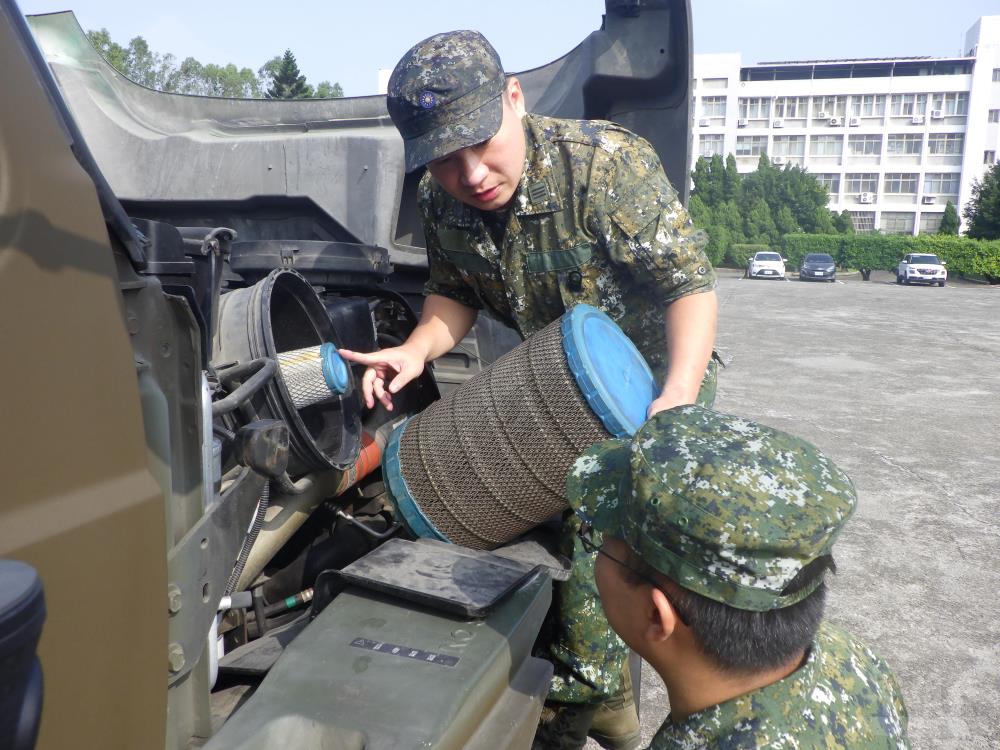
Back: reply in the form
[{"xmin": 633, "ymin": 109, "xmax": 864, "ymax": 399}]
[
  {"xmin": 566, "ymin": 406, "xmax": 857, "ymax": 612},
  {"xmin": 387, "ymin": 31, "xmax": 506, "ymax": 173}
]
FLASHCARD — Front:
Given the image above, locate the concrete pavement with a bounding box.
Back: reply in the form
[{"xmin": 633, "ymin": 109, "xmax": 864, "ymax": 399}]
[{"xmin": 617, "ymin": 270, "xmax": 1000, "ymax": 748}]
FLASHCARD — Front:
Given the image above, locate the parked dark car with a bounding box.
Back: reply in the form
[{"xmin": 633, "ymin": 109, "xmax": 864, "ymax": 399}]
[{"xmin": 799, "ymin": 253, "xmax": 836, "ymax": 282}]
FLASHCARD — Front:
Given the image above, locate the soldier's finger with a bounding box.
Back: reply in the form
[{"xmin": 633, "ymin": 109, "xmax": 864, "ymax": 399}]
[{"xmin": 360, "ymin": 367, "xmax": 379, "ymax": 409}]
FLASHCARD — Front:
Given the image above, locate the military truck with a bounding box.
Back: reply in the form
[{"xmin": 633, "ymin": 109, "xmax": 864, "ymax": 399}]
[{"xmin": 0, "ymin": 1, "xmax": 693, "ymax": 747}]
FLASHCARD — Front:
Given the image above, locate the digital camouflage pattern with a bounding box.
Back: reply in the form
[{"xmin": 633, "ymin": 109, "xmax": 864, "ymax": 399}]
[
  {"xmin": 418, "ymin": 112, "xmax": 718, "ymax": 702},
  {"xmin": 647, "ymin": 622, "xmax": 910, "ymax": 749},
  {"xmin": 533, "ymin": 509, "xmax": 631, "ymax": 704},
  {"xmin": 420, "ymin": 113, "xmax": 717, "ymax": 384},
  {"xmin": 566, "ymin": 405, "xmax": 858, "ymax": 611},
  {"xmin": 387, "ymin": 31, "xmax": 506, "ymax": 173}
]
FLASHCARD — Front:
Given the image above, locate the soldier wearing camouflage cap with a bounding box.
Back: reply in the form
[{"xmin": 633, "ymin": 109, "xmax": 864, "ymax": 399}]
[
  {"xmin": 338, "ymin": 30, "xmax": 720, "ymax": 748},
  {"xmin": 567, "ymin": 405, "xmax": 911, "ymax": 749}
]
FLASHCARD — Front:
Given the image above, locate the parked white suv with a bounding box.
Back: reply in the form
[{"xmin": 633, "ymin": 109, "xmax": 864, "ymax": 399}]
[
  {"xmin": 747, "ymin": 251, "xmax": 786, "ymax": 280},
  {"xmin": 897, "ymin": 253, "xmax": 947, "ymax": 287}
]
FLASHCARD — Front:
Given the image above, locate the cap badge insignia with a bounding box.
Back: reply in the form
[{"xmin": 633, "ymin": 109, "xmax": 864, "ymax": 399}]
[{"xmin": 418, "ymin": 91, "xmax": 437, "ymax": 109}]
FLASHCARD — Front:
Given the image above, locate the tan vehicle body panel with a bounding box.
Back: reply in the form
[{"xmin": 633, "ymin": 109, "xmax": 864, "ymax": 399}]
[{"xmin": 0, "ymin": 14, "xmax": 167, "ymax": 749}]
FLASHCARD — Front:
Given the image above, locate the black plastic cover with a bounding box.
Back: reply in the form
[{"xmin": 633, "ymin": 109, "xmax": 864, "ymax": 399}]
[
  {"xmin": 0, "ymin": 560, "xmax": 46, "ymax": 750},
  {"xmin": 336, "ymin": 538, "xmax": 541, "ymax": 617},
  {"xmin": 230, "ymin": 241, "xmax": 392, "ymax": 286}
]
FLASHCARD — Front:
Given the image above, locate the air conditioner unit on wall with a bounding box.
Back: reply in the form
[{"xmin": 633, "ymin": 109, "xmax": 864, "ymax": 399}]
[
  {"xmin": 922, "ymin": 195, "xmax": 937, "ymax": 204},
  {"xmin": 737, "ymin": 118, "xmax": 749, "ymax": 127},
  {"xmin": 829, "ymin": 117, "xmax": 843, "ymax": 127},
  {"xmin": 817, "ymin": 111, "xmax": 829, "ymax": 119},
  {"xmin": 911, "ymin": 115, "xmax": 926, "ymax": 125},
  {"xmin": 859, "ymin": 192, "xmax": 875, "ymax": 204},
  {"xmin": 848, "ymin": 117, "xmax": 861, "ymax": 127},
  {"xmin": 698, "ymin": 118, "xmax": 710, "ymax": 127},
  {"xmin": 930, "ymin": 109, "xmax": 944, "ymax": 119},
  {"xmin": 772, "ymin": 156, "xmax": 784, "ymax": 164},
  {"xmin": 772, "ymin": 119, "xmax": 784, "ymax": 128}
]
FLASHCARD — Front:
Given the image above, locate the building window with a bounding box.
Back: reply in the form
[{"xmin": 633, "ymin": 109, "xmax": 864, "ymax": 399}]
[
  {"xmin": 810, "ymin": 134, "xmax": 844, "ymax": 156},
  {"xmin": 702, "ymin": 96, "xmax": 727, "ymax": 117},
  {"xmin": 890, "ymin": 93, "xmax": 927, "ymax": 116},
  {"xmin": 880, "ymin": 212, "xmax": 915, "ymax": 234},
  {"xmin": 989, "ymin": 110, "xmax": 1000, "ymax": 123},
  {"xmin": 699, "ymin": 134, "xmax": 725, "ymax": 157},
  {"xmin": 986, "ymin": 150, "xmax": 997, "ymax": 164},
  {"xmin": 738, "ymin": 97, "xmax": 771, "ymax": 120},
  {"xmin": 883, "ymin": 173, "xmax": 918, "ymax": 194},
  {"xmin": 848, "ymin": 134, "xmax": 882, "ymax": 156},
  {"xmin": 993, "ymin": 68, "xmax": 1000, "ymax": 82},
  {"xmin": 772, "ymin": 135, "xmax": 805, "ymax": 157},
  {"xmin": 850, "ymin": 211, "xmax": 876, "ymax": 232},
  {"xmin": 736, "ymin": 135, "xmax": 768, "ymax": 156},
  {"xmin": 812, "ymin": 95, "xmax": 846, "ymax": 118},
  {"xmin": 702, "ymin": 77, "xmax": 728, "ymax": 89},
  {"xmin": 923, "ymin": 173, "xmax": 960, "ymax": 194},
  {"xmin": 928, "ymin": 133, "xmax": 964, "ymax": 155},
  {"xmin": 930, "ymin": 92, "xmax": 969, "ymax": 116},
  {"xmin": 773, "ymin": 96, "xmax": 809, "ymax": 118},
  {"xmin": 814, "ymin": 173, "xmax": 841, "ymax": 194},
  {"xmin": 852, "ymin": 94, "xmax": 886, "ymax": 117},
  {"xmin": 845, "ymin": 173, "xmax": 879, "ymax": 194},
  {"xmin": 919, "ymin": 213, "xmax": 944, "ymax": 234},
  {"xmin": 887, "ymin": 133, "xmax": 923, "ymax": 155}
]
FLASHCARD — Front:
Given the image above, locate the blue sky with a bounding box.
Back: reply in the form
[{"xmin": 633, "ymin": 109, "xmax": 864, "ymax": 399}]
[{"xmin": 16, "ymin": 0, "xmax": 1000, "ymax": 97}]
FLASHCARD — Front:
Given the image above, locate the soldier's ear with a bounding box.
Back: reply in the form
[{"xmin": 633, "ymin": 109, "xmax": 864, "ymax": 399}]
[
  {"xmin": 505, "ymin": 77, "xmax": 526, "ymax": 118},
  {"xmin": 644, "ymin": 588, "xmax": 679, "ymax": 643}
]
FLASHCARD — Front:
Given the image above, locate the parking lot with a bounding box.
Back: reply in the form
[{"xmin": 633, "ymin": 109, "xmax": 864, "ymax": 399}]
[{"xmin": 626, "ymin": 269, "xmax": 1000, "ymax": 748}]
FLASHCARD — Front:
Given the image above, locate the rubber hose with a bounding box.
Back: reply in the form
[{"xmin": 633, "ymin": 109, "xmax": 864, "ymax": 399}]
[{"xmin": 225, "ymin": 481, "xmax": 270, "ymax": 596}]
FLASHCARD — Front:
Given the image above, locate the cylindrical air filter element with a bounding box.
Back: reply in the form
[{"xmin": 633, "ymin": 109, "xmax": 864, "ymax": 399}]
[
  {"xmin": 276, "ymin": 343, "xmax": 350, "ymax": 409},
  {"xmin": 383, "ymin": 304, "xmax": 656, "ymax": 550}
]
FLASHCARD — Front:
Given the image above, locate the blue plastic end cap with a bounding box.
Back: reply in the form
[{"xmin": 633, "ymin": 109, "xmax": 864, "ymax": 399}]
[
  {"xmin": 381, "ymin": 419, "xmax": 451, "ymax": 543},
  {"xmin": 561, "ymin": 304, "xmax": 656, "ymax": 438},
  {"xmin": 320, "ymin": 342, "xmax": 350, "ymax": 395}
]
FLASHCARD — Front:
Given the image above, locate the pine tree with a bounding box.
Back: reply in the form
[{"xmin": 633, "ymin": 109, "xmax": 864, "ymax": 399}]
[
  {"xmin": 266, "ymin": 50, "xmax": 310, "ymax": 99},
  {"xmin": 938, "ymin": 201, "xmax": 959, "ymax": 235},
  {"xmin": 963, "ymin": 162, "xmax": 1000, "ymax": 240}
]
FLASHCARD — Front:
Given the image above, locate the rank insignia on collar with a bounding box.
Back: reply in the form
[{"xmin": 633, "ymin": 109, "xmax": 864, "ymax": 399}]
[{"xmin": 527, "ymin": 181, "xmax": 549, "ymax": 205}]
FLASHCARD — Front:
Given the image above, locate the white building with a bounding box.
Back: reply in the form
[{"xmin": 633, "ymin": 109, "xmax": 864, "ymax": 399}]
[{"xmin": 692, "ymin": 16, "xmax": 1000, "ymax": 234}]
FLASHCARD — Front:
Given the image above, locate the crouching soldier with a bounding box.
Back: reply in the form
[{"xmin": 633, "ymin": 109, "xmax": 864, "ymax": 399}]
[{"xmin": 566, "ymin": 405, "xmax": 911, "ymax": 749}]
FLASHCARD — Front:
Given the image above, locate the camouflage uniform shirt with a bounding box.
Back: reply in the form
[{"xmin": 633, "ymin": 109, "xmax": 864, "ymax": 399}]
[
  {"xmin": 419, "ymin": 113, "xmax": 716, "ymax": 379},
  {"xmin": 647, "ymin": 623, "xmax": 911, "ymax": 749}
]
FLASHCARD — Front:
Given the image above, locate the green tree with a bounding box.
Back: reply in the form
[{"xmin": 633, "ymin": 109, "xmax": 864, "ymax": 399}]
[
  {"xmin": 964, "ymin": 163, "xmax": 1000, "ymax": 240},
  {"xmin": 86, "ymin": 28, "xmax": 127, "ymax": 72},
  {"xmin": 266, "ymin": 49, "xmax": 311, "ymax": 99},
  {"xmin": 88, "ymin": 31, "xmax": 341, "ymax": 99},
  {"xmin": 314, "ymin": 81, "xmax": 345, "ymax": 98},
  {"xmin": 938, "ymin": 201, "xmax": 960, "ymax": 235},
  {"xmin": 690, "ymin": 156, "xmax": 724, "ymax": 207},
  {"xmin": 722, "ymin": 154, "xmax": 740, "ymax": 202},
  {"xmin": 833, "ymin": 209, "xmax": 855, "ymax": 234}
]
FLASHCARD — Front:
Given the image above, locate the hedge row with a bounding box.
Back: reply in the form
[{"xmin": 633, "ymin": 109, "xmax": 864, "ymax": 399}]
[
  {"xmin": 781, "ymin": 234, "xmax": 1000, "ymax": 281},
  {"xmin": 728, "ymin": 244, "xmax": 771, "ymax": 267}
]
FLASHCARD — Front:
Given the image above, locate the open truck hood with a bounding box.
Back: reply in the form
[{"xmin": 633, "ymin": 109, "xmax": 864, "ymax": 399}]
[{"xmin": 26, "ymin": 1, "xmax": 693, "ymax": 268}]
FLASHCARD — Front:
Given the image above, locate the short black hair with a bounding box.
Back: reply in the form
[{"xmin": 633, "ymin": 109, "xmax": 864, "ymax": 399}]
[{"xmin": 623, "ymin": 551, "xmax": 830, "ymax": 675}]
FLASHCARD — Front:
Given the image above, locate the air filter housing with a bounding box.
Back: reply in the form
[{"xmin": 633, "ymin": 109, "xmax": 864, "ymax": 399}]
[
  {"xmin": 384, "ymin": 304, "xmax": 656, "ymax": 550},
  {"xmin": 215, "ymin": 269, "xmax": 362, "ymax": 475}
]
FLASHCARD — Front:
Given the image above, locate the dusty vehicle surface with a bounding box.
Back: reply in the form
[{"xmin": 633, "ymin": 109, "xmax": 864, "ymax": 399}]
[
  {"xmin": 896, "ymin": 253, "xmax": 947, "ymax": 286},
  {"xmin": 0, "ymin": 1, "xmax": 693, "ymax": 748}
]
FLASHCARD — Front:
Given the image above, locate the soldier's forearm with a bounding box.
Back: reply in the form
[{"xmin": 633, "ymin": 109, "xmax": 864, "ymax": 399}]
[
  {"xmin": 658, "ymin": 290, "xmax": 717, "ymax": 406},
  {"xmin": 406, "ymin": 294, "xmax": 478, "ymax": 363}
]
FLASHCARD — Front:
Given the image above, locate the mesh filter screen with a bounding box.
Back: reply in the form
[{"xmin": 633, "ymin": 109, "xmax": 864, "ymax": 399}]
[
  {"xmin": 398, "ymin": 317, "xmax": 610, "ymax": 550},
  {"xmin": 276, "ymin": 346, "xmax": 334, "ymax": 409}
]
